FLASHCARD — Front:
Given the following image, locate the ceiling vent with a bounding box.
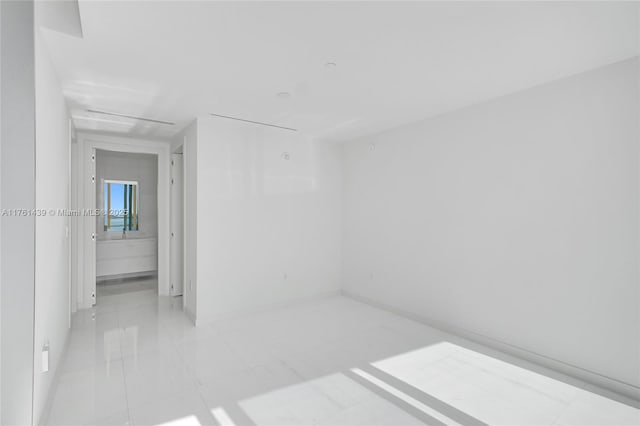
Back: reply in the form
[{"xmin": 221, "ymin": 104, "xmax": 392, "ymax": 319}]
[{"xmin": 86, "ymin": 109, "xmax": 175, "ymax": 125}]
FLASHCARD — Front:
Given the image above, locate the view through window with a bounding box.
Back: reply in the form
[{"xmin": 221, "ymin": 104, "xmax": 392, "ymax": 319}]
[{"xmin": 104, "ymin": 180, "xmax": 139, "ymax": 231}]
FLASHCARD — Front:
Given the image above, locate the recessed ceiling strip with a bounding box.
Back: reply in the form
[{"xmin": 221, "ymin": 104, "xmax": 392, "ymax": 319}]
[
  {"xmin": 209, "ymin": 113, "xmax": 297, "ymax": 132},
  {"xmin": 86, "ymin": 109, "xmax": 175, "ymax": 125}
]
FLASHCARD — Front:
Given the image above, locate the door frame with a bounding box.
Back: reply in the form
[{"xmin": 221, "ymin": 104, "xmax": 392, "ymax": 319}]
[
  {"xmin": 74, "ymin": 132, "xmax": 171, "ymax": 309},
  {"xmin": 169, "ymin": 148, "xmax": 184, "ymax": 298}
]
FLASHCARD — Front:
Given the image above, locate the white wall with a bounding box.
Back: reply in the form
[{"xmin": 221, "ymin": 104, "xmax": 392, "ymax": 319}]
[
  {"xmin": 0, "ymin": 0, "xmax": 3, "ymax": 413},
  {"xmin": 175, "ymin": 121, "xmax": 198, "ymax": 319},
  {"xmin": 33, "ymin": 13, "xmax": 72, "ymax": 424},
  {"xmin": 342, "ymin": 58, "xmax": 640, "ymax": 394},
  {"xmin": 96, "ymin": 150, "xmax": 158, "ymax": 240},
  {"xmin": 193, "ymin": 117, "xmax": 342, "ymax": 321},
  {"xmin": 1, "ymin": 2, "xmax": 36, "ymax": 424},
  {"xmin": 70, "ymin": 136, "xmax": 78, "ymax": 314}
]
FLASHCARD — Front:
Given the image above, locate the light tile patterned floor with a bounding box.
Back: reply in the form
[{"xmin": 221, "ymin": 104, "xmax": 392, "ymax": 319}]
[{"xmin": 43, "ymin": 279, "xmax": 640, "ymax": 425}]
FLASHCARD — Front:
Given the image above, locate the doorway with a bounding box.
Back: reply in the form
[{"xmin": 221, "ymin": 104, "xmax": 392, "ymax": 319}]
[
  {"xmin": 73, "ymin": 133, "xmax": 171, "ymax": 310},
  {"xmin": 94, "ymin": 150, "xmax": 159, "ymax": 301}
]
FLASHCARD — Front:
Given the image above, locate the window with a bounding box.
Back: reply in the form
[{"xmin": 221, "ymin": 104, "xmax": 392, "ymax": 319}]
[{"xmin": 104, "ymin": 180, "xmax": 139, "ymax": 232}]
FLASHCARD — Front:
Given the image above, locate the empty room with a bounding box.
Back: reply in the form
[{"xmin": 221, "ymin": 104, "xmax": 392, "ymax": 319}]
[{"xmin": 0, "ymin": 1, "xmax": 638, "ymax": 425}]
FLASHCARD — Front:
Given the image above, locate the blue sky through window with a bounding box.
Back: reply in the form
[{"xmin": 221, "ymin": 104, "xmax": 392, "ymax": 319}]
[
  {"xmin": 108, "ymin": 183, "xmax": 125, "ymax": 211},
  {"xmin": 104, "ymin": 182, "xmax": 138, "ymax": 231}
]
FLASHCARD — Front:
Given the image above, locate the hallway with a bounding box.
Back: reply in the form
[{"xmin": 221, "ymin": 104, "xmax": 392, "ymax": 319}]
[{"xmin": 43, "ymin": 283, "xmax": 639, "ymax": 426}]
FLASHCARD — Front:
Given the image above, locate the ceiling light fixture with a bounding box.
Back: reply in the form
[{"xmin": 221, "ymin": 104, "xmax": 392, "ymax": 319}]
[
  {"xmin": 86, "ymin": 109, "xmax": 175, "ymax": 125},
  {"xmin": 209, "ymin": 113, "xmax": 297, "ymax": 132}
]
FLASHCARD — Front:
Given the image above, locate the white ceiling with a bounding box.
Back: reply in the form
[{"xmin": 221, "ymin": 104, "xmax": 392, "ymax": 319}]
[{"xmin": 40, "ymin": 1, "xmax": 639, "ymax": 141}]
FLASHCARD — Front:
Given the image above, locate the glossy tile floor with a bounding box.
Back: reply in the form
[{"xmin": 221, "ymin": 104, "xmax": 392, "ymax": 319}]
[{"xmin": 44, "ymin": 280, "xmax": 640, "ymax": 426}]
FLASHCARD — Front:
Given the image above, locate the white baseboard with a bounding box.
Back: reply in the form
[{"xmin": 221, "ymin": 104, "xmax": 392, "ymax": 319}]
[{"xmin": 343, "ymin": 290, "xmax": 640, "ymax": 404}]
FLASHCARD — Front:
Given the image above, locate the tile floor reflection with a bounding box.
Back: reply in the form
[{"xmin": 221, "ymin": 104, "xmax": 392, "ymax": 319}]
[{"xmin": 43, "ymin": 279, "xmax": 639, "ymax": 425}]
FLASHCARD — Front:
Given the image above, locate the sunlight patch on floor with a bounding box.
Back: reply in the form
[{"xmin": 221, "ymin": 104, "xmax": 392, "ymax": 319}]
[
  {"xmin": 156, "ymin": 414, "xmax": 201, "ymax": 426},
  {"xmin": 351, "ymin": 367, "xmax": 461, "ymax": 425},
  {"xmin": 237, "ymin": 372, "xmax": 425, "ymax": 426},
  {"xmin": 211, "ymin": 407, "xmax": 237, "ymax": 426},
  {"xmin": 373, "ymin": 342, "xmax": 640, "ymax": 425}
]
